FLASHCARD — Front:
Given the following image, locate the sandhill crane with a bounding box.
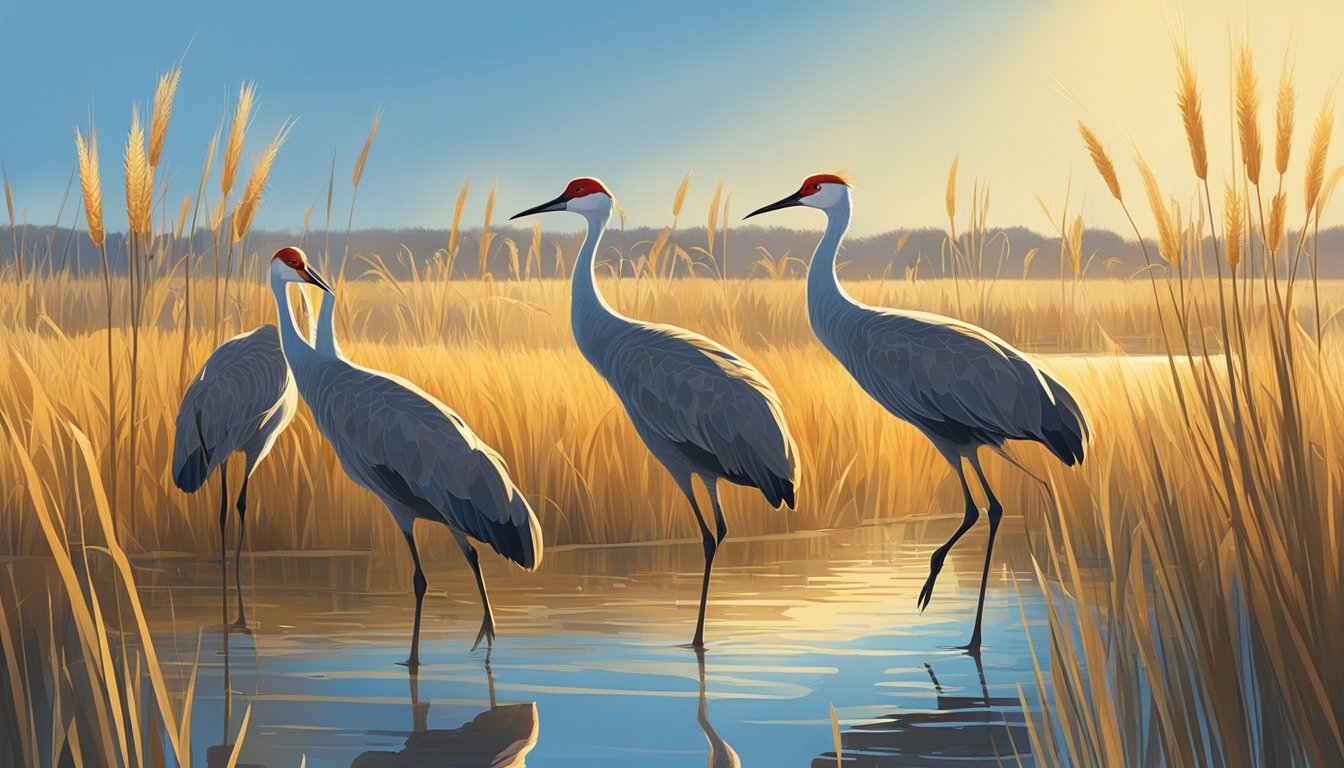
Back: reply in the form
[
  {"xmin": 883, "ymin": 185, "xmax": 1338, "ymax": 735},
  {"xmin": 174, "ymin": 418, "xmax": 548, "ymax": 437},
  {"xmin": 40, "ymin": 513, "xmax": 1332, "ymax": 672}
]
[
  {"xmin": 512, "ymin": 178, "xmax": 799, "ymax": 649},
  {"xmin": 172, "ymin": 323, "xmax": 298, "ymax": 627},
  {"xmin": 746, "ymin": 174, "xmax": 1089, "ymax": 652},
  {"xmin": 266, "ymin": 246, "xmax": 542, "ymax": 665}
]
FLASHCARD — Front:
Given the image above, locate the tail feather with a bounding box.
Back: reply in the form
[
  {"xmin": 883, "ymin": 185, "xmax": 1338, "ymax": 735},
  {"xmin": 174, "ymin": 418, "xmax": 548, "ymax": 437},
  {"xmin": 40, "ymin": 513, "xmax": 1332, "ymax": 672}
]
[
  {"xmin": 172, "ymin": 447, "xmax": 210, "ymax": 492},
  {"xmin": 1039, "ymin": 376, "xmax": 1090, "ymax": 466}
]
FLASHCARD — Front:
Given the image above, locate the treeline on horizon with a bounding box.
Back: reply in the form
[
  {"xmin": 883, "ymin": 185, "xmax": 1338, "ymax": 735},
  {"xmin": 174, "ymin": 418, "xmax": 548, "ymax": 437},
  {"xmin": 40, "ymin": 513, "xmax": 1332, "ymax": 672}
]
[{"xmin": 6, "ymin": 223, "xmax": 1344, "ymax": 280}]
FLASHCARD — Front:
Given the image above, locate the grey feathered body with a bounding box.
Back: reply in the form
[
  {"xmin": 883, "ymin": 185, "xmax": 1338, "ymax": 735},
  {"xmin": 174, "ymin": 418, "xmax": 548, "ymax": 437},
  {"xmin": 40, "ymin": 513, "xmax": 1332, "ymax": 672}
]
[
  {"xmin": 290, "ymin": 299, "xmax": 541, "ymax": 570},
  {"xmin": 571, "ymin": 232, "xmax": 799, "ymax": 508},
  {"xmin": 806, "ymin": 199, "xmax": 1089, "ymax": 464},
  {"xmin": 171, "ymin": 325, "xmax": 298, "ymax": 491}
]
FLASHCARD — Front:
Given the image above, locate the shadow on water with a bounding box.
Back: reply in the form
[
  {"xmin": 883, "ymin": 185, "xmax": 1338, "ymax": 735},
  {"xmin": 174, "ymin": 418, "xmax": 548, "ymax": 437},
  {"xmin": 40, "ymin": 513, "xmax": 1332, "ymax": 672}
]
[
  {"xmin": 811, "ymin": 651, "xmax": 1031, "ymax": 767},
  {"xmin": 351, "ymin": 655, "xmax": 539, "ymax": 768}
]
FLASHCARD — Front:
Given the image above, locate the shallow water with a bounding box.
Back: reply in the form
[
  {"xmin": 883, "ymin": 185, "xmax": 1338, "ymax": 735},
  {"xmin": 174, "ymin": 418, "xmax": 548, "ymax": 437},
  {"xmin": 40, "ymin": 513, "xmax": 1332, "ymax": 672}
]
[{"xmin": 136, "ymin": 520, "xmax": 1050, "ymax": 767}]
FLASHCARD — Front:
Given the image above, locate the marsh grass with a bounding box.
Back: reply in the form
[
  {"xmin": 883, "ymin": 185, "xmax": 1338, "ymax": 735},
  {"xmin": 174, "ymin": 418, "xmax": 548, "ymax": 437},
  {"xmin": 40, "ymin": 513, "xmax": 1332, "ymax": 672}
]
[{"xmin": 1021, "ymin": 36, "xmax": 1344, "ymax": 767}]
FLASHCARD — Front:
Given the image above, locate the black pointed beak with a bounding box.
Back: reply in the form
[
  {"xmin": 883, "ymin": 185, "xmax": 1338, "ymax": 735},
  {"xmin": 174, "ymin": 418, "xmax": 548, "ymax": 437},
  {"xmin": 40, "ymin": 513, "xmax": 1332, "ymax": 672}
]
[
  {"xmin": 744, "ymin": 191, "xmax": 806, "ymax": 220},
  {"xmin": 510, "ymin": 193, "xmax": 568, "ymax": 220},
  {"xmin": 301, "ymin": 265, "xmax": 333, "ymax": 294}
]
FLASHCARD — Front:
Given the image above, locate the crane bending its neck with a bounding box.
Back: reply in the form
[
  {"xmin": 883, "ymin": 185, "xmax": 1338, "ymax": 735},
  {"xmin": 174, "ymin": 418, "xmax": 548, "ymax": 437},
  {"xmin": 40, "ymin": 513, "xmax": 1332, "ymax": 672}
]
[{"xmin": 806, "ymin": 188, "xmax": 859, "ymax": 337}]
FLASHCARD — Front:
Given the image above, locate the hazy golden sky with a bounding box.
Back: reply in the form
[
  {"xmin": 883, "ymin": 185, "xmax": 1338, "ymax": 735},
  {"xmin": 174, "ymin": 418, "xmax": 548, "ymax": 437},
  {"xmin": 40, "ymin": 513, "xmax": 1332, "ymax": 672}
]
[{"xmin": 2, "ymin": 0, "xmax": 1341, "ymax": 237}]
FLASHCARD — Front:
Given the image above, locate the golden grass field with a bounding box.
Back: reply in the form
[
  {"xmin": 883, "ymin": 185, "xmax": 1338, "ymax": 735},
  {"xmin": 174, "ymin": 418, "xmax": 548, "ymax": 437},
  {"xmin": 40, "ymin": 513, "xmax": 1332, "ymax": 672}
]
[{"xmin": 3, "ymin": 35, "xmax": 1344, "ymax": 767}]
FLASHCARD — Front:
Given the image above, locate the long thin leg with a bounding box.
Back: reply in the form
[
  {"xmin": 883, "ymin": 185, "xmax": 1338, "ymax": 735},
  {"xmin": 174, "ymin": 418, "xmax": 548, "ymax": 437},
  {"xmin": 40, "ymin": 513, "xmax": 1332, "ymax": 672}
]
[
  {"xmin": 458, "ymin": 534, "xmax": 496, "ymax": 651},
  {"xmin": 231, "ymin": 472, "xmax": 250, "ymax": 627},
  {"xmin": 399, "ymin": 529, "xmax": 428, "ymax": 668},
  {"xmin": 675, "ymin": 474, "xmax": 717, "ymax": 649},
  {"xmin": 965, "ymin": 452, "xmax": 1004, "ymax": 652},
  {"xmin": 917, "ymin": 457, "xmax": 979, "ymax": 612},
  {"xmin": 217, "ymin": 458, "xmax": 230, "ymax": 629}
]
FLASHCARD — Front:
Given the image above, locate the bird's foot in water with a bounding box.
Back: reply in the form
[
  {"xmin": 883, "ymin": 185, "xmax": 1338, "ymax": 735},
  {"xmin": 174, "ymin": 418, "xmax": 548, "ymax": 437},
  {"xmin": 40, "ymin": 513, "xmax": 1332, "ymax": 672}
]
[
  {"xmin": 917, "ymin": 567, "xmax": 942, "ymax": 612},
  {"xmin": 471, "ymin": 616, "xmax": 496, "ymax": 651}
]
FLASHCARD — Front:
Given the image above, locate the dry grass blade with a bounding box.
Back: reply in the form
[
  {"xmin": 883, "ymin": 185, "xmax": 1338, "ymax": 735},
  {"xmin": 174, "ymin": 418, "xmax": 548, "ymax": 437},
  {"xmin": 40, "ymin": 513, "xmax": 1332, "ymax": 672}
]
[
  {"xmin": 353, "ymin": 108, "xmax": 382, "ymax": 188},
  {"xmin": 148, "ymin": 64, "xmax": 181, "ymax": 169},
  {"xmin": 220, "ymin": 82, "xmax": 256, "ymax": 200},
  {"xmin": 123, "ymin": 108, "xmax": 153, "ymax": 238},
  {"xmin": 1304, "ymin": 103, "xmax": 1333, "ymax": 214},
  {"xmin": 1236, "ymin": 42, "xmax": 1263, "ymax": 185},
  {"xmin": 1079, "ymin": 122, "xmax": 1122, "ymax": 201},
  {"xmin": 74, "ymin": 127, "xmax": 105, "ymax": 247},
  {"xmin": 1275, "ymin": 65, "xmax": 1296, "ymax": 177},
  {"xmin": 175, "ymin": 194, "xmax": 189, "ymax": 239}
]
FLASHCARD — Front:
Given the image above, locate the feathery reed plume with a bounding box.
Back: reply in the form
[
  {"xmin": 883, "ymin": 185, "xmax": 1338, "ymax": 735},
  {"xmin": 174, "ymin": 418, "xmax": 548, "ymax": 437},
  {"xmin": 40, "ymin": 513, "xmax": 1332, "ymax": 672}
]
[
  {"xmin": 1235, "ymin": 43, "xmax": 1263, "ymax": 185},
  {"xmin": 123, "ymin": 109, "xmax": 153, "ymax": 238},
  {"xmin": 2, "ymin": 174, "xmax": 11, "ymax": 231},
  {"xmin": 1268, "ymin": 191, "xmax": 1286, "ymax": 251},
  {"xmin": 148, "ymin": 65, "xmax": 181, "ymax": 169},
  {"xmin": 478, "ymin": 180, "xmax": 497, "ymax": 278},
  {"xmin": 1275, "ymin": 66, "xmax": 1296, "ymax": 177},
  {"xmin": 1136, "ymin": 154, "xmax": 1179, "ymax": 266},
  {"xmin": 210, "ymin": 199, "xmax": 225, "ymax": 233},
  {"xmin": 673, "ymin": 171, "xmax": 691, "ymax": 220},
  {"xmin": 449, "ymin": 179, "xmax": 469, "ymax": 255},
  {"xmin": 1068, "ymin": 214, "xmax": 1084, "ymax": 277},
  {"xmin": 1317, "ymin": 164, "xmax": 1344, "ymax": 218},
  {"xmin": 220, "ymin": 82, "xmax": 255, "ymax": 200},
  {"xmin": 1224, "ymin": 182, "xmax": 1243, "ymax": 268},
  {"xmin": 1079, "ymin": 122, "xmax": 1122, "ymax": 201},
  {"xmin": 74, "ymin": 128, "xmax": 105, "ymax": 247},
  {"xmin": 945, "ymin": 155, "xmax": 959, "ymax": 220},
  {"xmin": 232, "ymin": 124, "xmax": 288, "ymax": 243},
  {"xmin": 1304, "ymin": 104, "xmax": 1333, "ymax": 214},
  {"xmin": 175, "ymin": 194, "xmax": 189, "ymax": 239},
  {"xmin": 353, "ymin": 109, "xmax": 382, "ymax": 188},
  {"xmin": 1173, "ymin": 39, "xmax": 1208, "ymax": 180}
]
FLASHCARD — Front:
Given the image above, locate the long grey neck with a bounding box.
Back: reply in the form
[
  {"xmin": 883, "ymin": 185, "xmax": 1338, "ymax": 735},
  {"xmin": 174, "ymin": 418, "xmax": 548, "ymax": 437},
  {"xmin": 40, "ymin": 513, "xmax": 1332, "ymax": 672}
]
[
  {"xmin": 270, "ymin": 278, "xmax": 317, "ymax": 370},
  {"xmin": 570, "ymin": 208, "xmax": 625, "ymax": 358},
  {"xmin": 806, "ymin": 194, "xmax": 858, "ymax": 339},
  {"xmin": 314, "ymin": 290, "xmax": 343, "ymax": 359}
]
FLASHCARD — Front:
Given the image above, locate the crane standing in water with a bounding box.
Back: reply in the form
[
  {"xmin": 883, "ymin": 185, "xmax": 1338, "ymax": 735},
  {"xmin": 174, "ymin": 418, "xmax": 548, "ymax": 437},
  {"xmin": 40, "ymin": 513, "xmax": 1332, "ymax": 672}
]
[
  {"xmin": 171, "ymin": 324, "xmax": 298, "ymax": 628},
  {"xmin": 512, "ymin": 178, "xmax": 799, "ymax": 649},
  {"xmin": 747, "ymin": 174, "xmax": 1089, "ymax": 652},
  {"xmin": 267, "ymin": 247, "xmax": 542, "ymax": 665}
]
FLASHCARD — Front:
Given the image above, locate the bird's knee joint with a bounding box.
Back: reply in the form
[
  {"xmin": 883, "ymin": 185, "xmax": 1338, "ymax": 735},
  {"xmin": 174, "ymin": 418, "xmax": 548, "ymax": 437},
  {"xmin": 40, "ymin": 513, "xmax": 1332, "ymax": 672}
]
[
  {"xmin": 413, "ymin": 571, "xmax": 428, "ymax": 596},
  {"xmin": 986, "ymin": 500, "xmax": 1004, "ymax": 525}
]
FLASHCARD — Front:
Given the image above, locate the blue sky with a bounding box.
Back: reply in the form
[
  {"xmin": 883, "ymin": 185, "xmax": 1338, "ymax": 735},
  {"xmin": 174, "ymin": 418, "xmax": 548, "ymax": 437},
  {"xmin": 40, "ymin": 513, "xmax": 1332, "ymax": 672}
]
[{"xmin": 2, "ymin": 0, "xmax": 1341, "ymax": 236}]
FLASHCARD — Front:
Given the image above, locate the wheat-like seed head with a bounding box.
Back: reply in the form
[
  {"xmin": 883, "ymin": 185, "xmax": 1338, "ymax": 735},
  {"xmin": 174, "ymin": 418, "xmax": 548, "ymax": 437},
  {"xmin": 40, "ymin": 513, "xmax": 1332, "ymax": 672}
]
[
  {"xmin": 1137, "ymin": 154, "xmax": 1179, "ymax": 267},
  {"xmin": 175, "ymin": 195, "xmax": 189, "ymax": 239},
  {"xmin": 1174, "ymin": 41, "xmax": 1208, "ymax": 181},
  {"xmin": 1275, "ymin": 67, "xmax": 1296, "ymax": 177},
  {"xmin": 945, "ymin": 155, "xmax": 958, "ymax": 220},
  {"xmin": 1267, "ymin": 191, "xmax": 1286, "ymax": 251},
  {"xmin": 148, "ymin": 65, "xmax": 181, "ymax": 169},
  {"xmin": 1235, "ymin": 43, "xmax": 1263, "ymax": 185},
  {"xmin": 74, "ymin": 127, "xmax": 105, "ymax": 247},
  {"xmin": 2, "ymin": 175, "xmax": 11, "ymax": 228},
  {"xmin": 1304, "ymin": 104, "xmax": 1333, "ymax": 214},
  {"xmin": 1068, "ymin": 214, "xmax": 1084, "ymax": 277},
  {"xmin": 1317, "ymin": 164, "xmax": 1344, "ymax": 219},
  {"xmin": 220, "ymin": 82, "xmax": 255, "ymax": 200},
  {"xmin": 1078, "ymin": 122, "xmax": 1122, "ymax": 201},
  {"xmin": 210, "ymin": 199, "xmax": 225, "ymax": 233},
  {"xmin": 123, "ymin": 109, "xmax": 153, "ymax": 238},
  {"xmin": 353, "ymin": 109, "xmax": 382, "ymax": 188},
  {"xmin": 1223, "ymin": 182, "xmax": 1242, "ymax": 268},
  {"xmin": 231, "ymin": 125, "xmax": 288, "ymax": 243},
  {"xmin": 449, "ymin": 179, "xmax": 469, "ymax": 255},
  {"xmin": 672, "ymin": 171, "xmax": 691, "ymax": 219}
]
